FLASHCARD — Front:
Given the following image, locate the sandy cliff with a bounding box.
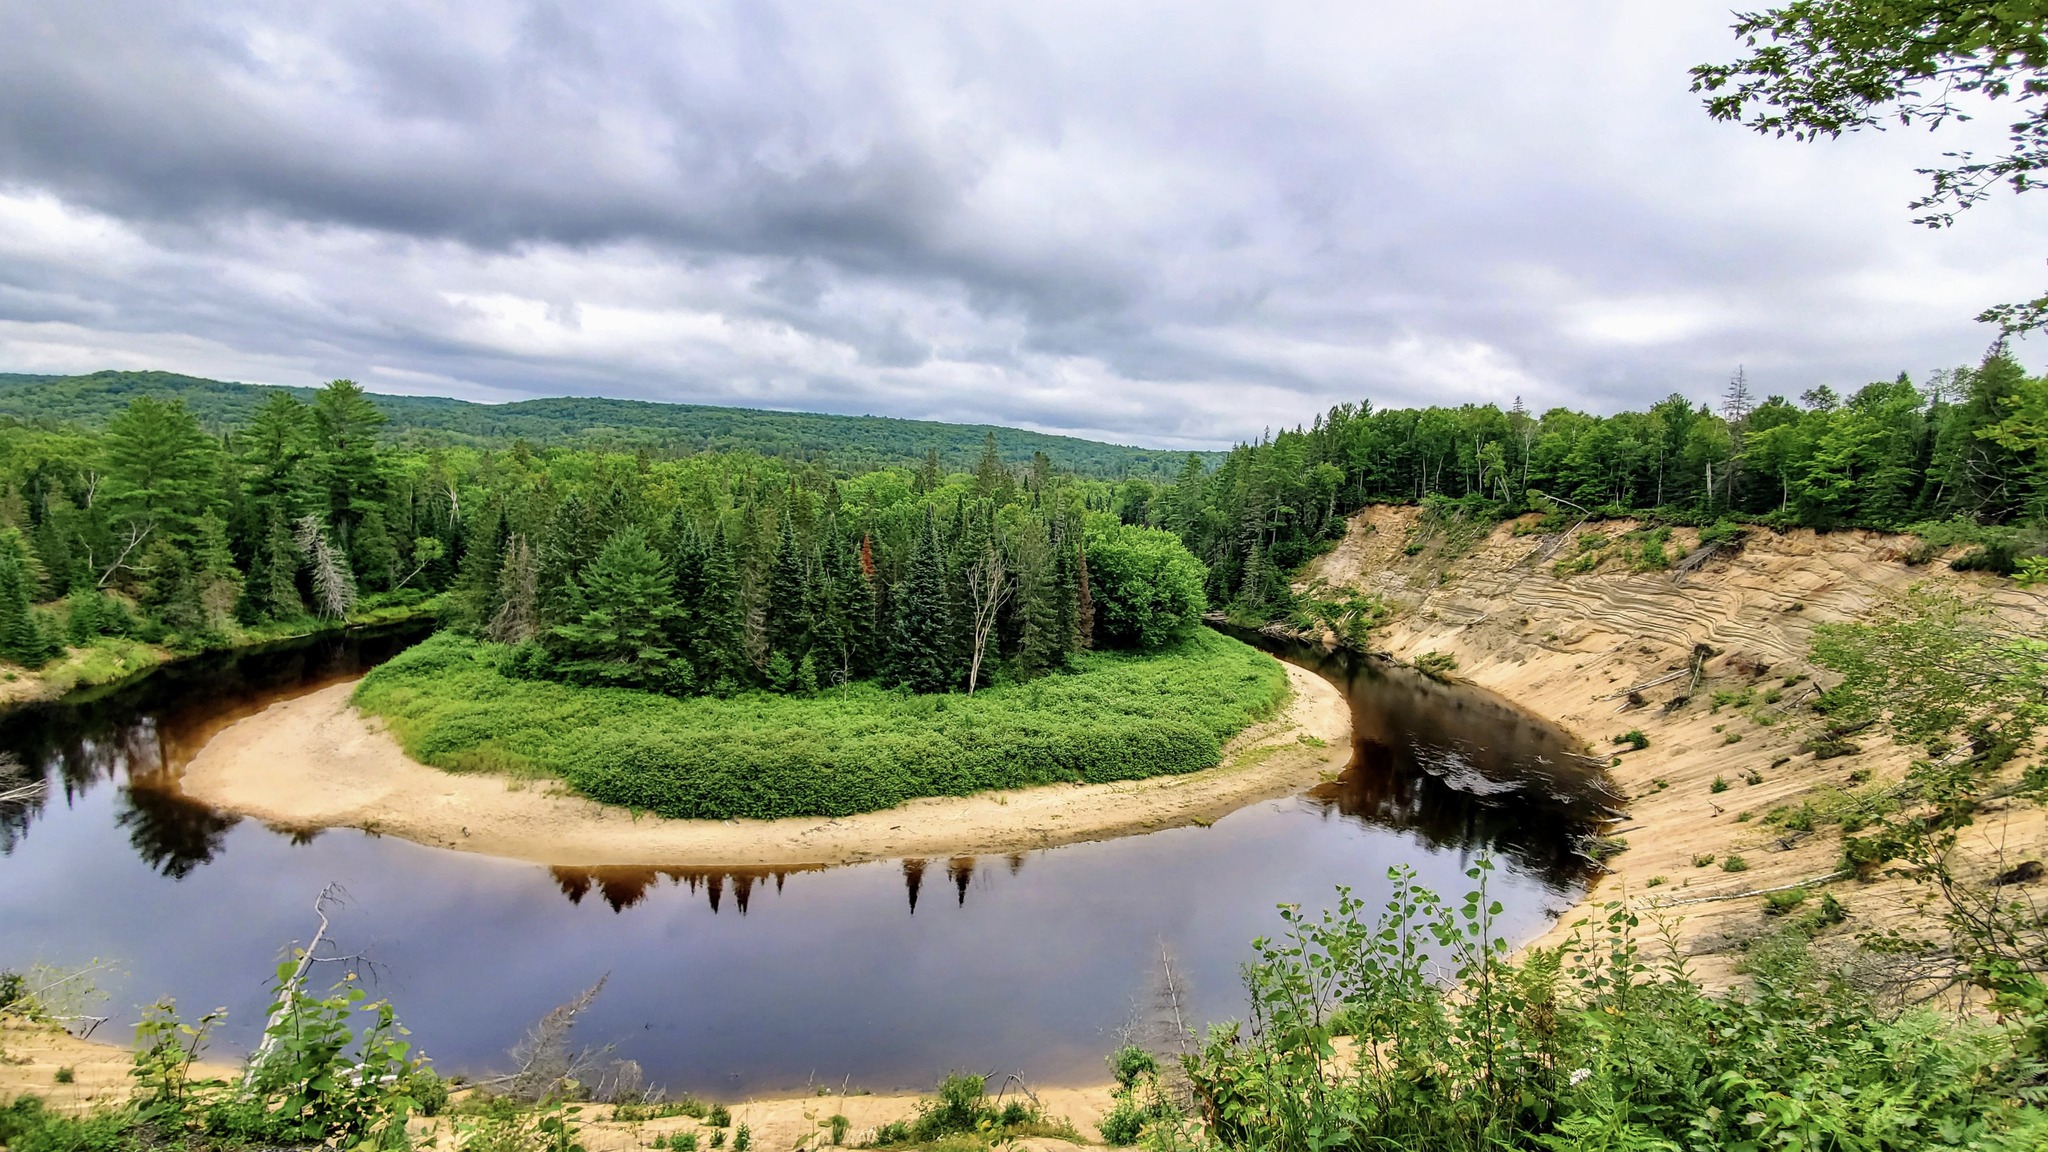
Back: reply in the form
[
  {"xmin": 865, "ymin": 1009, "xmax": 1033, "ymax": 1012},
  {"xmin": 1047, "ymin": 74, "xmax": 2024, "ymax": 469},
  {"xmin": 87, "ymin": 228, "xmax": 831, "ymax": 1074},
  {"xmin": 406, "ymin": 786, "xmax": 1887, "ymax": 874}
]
[{"xmin": 1302, "ymin": 506, "xmax": 2048, "ymax": 977}]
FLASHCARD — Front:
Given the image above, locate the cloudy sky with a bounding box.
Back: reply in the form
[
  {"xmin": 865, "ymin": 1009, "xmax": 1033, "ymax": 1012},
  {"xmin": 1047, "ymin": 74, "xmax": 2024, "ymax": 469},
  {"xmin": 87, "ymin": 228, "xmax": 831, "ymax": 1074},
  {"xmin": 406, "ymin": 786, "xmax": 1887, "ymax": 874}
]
[{"xmin": 1, "ymin": 2, "xmax": 2043, "ymax": 448}]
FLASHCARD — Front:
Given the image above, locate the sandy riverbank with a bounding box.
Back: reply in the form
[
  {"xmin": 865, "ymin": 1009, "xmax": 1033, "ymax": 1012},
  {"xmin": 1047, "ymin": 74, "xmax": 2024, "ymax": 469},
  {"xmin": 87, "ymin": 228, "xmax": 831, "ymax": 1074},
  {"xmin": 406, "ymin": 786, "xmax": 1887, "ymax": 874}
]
[
  {"xmin": 1303, "ymin": 506, "xmax": 2048, "ymax": 977},
  {"xmin": 0, "ymin": 1015, "xmax": 1115, "ymax": 1150},
  {"xmin": 174, "ymin": 660, "xmax": 1350, "ymax": 868}
]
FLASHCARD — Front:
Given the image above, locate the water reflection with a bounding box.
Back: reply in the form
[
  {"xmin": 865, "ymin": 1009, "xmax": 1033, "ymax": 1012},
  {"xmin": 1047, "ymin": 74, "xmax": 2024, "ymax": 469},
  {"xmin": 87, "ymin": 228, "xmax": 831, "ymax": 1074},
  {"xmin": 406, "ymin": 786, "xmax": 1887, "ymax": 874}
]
[
  {"xmin": 0, "ymin": 625, "xmax": 431, "ymax": 872},
  {"xmin": 549, "ymin": 866, "xmax": 822, "ymax": 914},
  {"xmin": 1, "ymin": 624, "xmax": 1614, "ymax": 1093},
  {"xmin": 1, "ymin": 623, "xmax": 1612, "ymax": 903},
  {"xmin": 1224, "ymin": 630, "xmax": 1619, "ymax": 889}
]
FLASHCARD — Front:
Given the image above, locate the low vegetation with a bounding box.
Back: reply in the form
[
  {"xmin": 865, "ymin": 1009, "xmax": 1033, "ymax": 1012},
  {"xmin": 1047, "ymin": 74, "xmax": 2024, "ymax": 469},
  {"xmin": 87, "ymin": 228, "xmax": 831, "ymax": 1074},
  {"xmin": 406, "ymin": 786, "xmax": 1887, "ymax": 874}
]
[
  {"xmin": 1174, "ymin": 866, "xmax": 2047, "ymax": 1152},
  {"xmin": 355, "ymin": 627, "xmax": 1289, "ymax": 820}
]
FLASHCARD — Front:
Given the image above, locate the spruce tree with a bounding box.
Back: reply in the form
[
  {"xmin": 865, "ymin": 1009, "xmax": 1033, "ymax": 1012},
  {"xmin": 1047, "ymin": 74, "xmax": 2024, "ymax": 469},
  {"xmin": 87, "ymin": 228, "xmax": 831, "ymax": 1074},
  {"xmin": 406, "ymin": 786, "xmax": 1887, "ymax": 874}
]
[
  {"xmin": 547, "ymin": 527, "xmax": 683, "ymax": 691},
  {"xmin": 763, "ymin": 509, "xmax": 812, "ymax": 668},
  {"xmin": 0, "ymin": 547, "xmax": 49, "ymax": 667},
  {"xmin": 890, "ymin": 510, "xmax": 956, "ymax": 693},
  {"xmin": 694, "ymin": 522, "xmax": 747, "ymax": 693}
]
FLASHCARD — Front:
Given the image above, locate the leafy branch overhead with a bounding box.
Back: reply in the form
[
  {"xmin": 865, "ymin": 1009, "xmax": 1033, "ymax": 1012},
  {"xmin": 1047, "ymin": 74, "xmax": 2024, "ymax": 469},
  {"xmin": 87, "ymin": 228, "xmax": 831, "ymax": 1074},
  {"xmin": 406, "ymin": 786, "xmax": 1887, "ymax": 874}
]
[{"xmin": 1694, "ymin": 0, "xmax": 2048, "ymax": 330}]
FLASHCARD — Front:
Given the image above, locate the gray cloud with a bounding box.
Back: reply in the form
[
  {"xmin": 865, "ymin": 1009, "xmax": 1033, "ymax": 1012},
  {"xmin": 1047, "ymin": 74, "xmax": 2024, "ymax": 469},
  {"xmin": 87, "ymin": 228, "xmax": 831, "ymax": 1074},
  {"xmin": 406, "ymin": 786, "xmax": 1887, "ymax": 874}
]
[{"xmin": 1, "ymin": 1, "xmax": 2044, "ymax": 448}]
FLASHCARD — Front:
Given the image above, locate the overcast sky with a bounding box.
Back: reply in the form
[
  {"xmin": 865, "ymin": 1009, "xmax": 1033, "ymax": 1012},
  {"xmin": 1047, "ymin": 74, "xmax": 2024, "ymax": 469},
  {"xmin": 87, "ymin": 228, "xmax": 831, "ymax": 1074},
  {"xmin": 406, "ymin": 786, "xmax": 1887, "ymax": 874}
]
[{"xmin": 2, "ymin": 2, "xmax": 2043, "ymax": 449}]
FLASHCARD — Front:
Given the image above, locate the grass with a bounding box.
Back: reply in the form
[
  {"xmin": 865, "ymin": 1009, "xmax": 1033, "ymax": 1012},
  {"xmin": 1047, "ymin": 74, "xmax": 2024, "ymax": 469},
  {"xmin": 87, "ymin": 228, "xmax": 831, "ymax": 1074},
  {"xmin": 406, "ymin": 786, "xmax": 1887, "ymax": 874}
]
[{"xmin": 354, "ymin": 628, "xmax": 1292, "ymax": 821}]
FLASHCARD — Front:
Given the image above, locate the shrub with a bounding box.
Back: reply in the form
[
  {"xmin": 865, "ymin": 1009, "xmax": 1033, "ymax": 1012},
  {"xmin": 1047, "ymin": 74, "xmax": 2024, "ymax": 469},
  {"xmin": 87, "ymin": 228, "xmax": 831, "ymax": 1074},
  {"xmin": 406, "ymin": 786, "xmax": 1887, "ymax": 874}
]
[
  {"xmin": 1108, "ymin": 1045, "xmax": 1158, "ymax": 1088},
  {"xmin": 1722, "ymin": 854, "xmax": 1750, "ymax": 872},
  {"xmin": 1097, "ymin": 1099, "xmax": 1147, "ymax": 1146},
  {"xmin": 707, "ymin": 1104, "xmax": 731, "ymax": 1128},
  {"xmin": 1711, "ymin": 776, "xmax": 1729, "ymax": 793},
  {"xmin": 1612, "ymin": 730, "xmax": 1649, "ymax": 751},
  {"xmin": 356, "ymin": 629, "xmax": 1288, "ymax": 821},
  {"xmin": 827, "ymin": 1115, "xmax": 849, "ymax": 1145},
  {"xmin": 1413, "ymin": 651, "xmax": 1458, "ymax": 680},
  {"xmin": 1082, "ymin": 516, "xmax": 1208, "ymax": 650},
  {"xmin": 1762, "ymin": 887, "xmax": 1809, "ymax": 915},
  {"xmin": 1183, "ymin": 867, "xmax": 2048, "ymax": 1152},
  {"xmin": 1692, "ymin": 853, "xmax": 1716, "ymax": 868}
]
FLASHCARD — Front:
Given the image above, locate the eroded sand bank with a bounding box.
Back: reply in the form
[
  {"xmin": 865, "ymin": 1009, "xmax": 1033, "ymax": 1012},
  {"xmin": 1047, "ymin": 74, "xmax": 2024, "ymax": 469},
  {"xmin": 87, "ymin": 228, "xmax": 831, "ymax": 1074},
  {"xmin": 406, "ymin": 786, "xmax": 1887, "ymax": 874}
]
[{"xmin": 175, "ymin": 661, "xmax": 1350, "ymax": 868}]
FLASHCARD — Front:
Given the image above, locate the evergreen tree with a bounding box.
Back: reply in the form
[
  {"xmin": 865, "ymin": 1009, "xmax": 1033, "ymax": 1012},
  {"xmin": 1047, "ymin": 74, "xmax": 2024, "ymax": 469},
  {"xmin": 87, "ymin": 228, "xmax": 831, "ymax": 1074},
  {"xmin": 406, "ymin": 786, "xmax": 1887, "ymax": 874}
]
[
  {"xmin": 1013, "ymin": 518, "xmax": 1065, "ymax": 677},
  {"xmin": 0, "ymin": 545, "xmax": 51, "ymax": 667},
  {"xmin": 547, "ymin": 527, "xmax": 684, "ymax": 692},
  {"xmin": 351, "ymin": 508, "xmax": 401, "ymax": 593},
  {"xmin": 692, "ymin": 522, "xmax": 747, "ymax": 692},
  {"xmin": 191, "ymin": 514, "xmax": 244, "ymax": 635},
  {"xmin": 487, "ymin": 534, "xmax": 540, "ymax": 645},
  {"xmin": 101, "ymin": 396, "xmax": 219, "ymax": 558},
  {"xmin": 452, "ymin": 503, "xmax": 509, "ymax": 634},
  {"xmin": 311, "ymin": 380, "xmax": 387, "ymax": 544},
  {"xmin": 255, "ymin": 509, "xmax": 305, "ymax": 619},
  {"xmin": 763, "ymin": 509, "xmax": 813, "ymax": 666},
  {"xmin": 890, "ymin": 509, "xmax": 956, "ymax": 693}
]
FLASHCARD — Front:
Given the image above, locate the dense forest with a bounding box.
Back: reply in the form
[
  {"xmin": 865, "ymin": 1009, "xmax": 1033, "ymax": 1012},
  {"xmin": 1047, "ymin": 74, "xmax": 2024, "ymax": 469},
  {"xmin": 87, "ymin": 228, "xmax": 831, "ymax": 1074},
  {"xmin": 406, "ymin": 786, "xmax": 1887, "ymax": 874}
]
[
  {"xmin": 2, "ymin": 350, "xmax": 2044, "ymax": 684},
  {"xmin": 1143, "ymin": 351, "xmax": 2048, "ymax": 613},
  {"xmin": 0, "ymin": 371, "xmax": 1211, "ymax": 479},
  {"xmin": 0, "ymin": 380, "xmax": 1205, "ymax": 700}
]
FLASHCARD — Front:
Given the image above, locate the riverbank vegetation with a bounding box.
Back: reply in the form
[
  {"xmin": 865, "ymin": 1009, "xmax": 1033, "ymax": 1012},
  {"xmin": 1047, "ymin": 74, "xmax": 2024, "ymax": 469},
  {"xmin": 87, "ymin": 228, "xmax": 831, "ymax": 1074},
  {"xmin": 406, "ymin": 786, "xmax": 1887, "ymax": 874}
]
[
  {"xmin": 354, "ymin": 627, "xmax": 1285, "ymax": 820},
  {"xmin": 1120, "ymin": 349, "xmax": 2048, "ymax": 619}
]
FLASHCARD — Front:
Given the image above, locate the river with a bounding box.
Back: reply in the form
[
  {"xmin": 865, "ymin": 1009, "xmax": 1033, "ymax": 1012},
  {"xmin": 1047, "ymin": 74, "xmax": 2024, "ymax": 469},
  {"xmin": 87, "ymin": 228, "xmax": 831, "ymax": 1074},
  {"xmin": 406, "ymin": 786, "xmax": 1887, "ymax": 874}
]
[{"xmin": 0, "ymin": 626, "xmax": 1612, "ymax": 1095}]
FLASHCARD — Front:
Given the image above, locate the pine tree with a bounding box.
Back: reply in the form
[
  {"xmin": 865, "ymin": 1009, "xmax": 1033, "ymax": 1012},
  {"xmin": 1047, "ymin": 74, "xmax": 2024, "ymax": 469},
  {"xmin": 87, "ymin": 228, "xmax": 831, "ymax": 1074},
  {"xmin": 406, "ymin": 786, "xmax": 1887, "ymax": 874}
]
[
  {"xmin": 311, "ymin": 380, "xmax": 387, "ymax": 543},
  {"xmin": 0, "ymin": 546, "xmax": 50, "ymax": 667},
  {"xmin": 693, "ymin": 522, "xmax": 746, "ymax": 692},
  {"xmin": 890, "ymin": 510, "xmax": 956, "ymax": 693},
  {"xmin": 191, "ymin": 514, "xmax": 243, "ymax": 634},
  {"xmin": 488, "ymin": 534, "xmax": 540, "ymax": 645},
  {"xmin": 101, "ymin": 396, "xmax": 219, "ymax": 553},
  {"xmin": 763, "ymin": 509, "xmax": 812, "ymax": 667},
  {"xmin": 453, "ymin": 503, "xmax": 509, "ymax": 634},
  {"xmin": 1013, "ymin": 518, "xmax": 1064, "ymax": 677},
  {"xmin": 548, "ymin": 527, "xmax": 684, "ymax": 692},
  {"xmin": 258, "ymin": 509, "xmax": 304, "ymax": 619},
  {"xmin": 351, "ymin": 508, "xmax": 401, "ymax": 592}
]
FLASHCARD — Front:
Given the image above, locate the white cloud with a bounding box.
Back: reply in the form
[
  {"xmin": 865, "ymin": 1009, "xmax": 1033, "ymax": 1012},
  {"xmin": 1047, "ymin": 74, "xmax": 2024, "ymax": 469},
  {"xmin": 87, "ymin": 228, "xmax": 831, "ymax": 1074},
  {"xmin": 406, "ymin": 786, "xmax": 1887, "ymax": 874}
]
[{"xmin": 0, "ymin": 1, "xmax": 2044, "ymax": 446}]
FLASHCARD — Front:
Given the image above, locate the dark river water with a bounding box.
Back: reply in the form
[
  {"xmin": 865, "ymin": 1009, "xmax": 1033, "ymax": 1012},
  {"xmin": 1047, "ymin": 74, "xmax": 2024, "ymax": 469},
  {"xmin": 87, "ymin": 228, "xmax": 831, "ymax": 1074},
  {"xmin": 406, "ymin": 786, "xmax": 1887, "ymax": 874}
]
[{"xmin": 0, "ymin": 626, "xmax": 1613, "ymax": 1096}]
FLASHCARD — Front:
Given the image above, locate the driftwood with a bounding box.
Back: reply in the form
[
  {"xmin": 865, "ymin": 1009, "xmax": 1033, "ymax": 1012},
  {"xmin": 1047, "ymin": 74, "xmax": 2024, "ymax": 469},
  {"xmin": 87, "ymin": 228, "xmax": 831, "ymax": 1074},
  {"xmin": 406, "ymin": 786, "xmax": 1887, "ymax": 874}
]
[{"xmin": 1670, "ymin": 541, "xmax": 1726, "ymax": 581}]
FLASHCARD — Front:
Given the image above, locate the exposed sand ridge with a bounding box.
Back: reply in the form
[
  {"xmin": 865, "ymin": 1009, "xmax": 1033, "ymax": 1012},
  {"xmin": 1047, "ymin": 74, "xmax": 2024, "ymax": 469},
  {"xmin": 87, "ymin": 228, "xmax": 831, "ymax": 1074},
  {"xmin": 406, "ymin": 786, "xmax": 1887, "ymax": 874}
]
[{"xmin": 1301, "ymin": 505, "xmax": 2048, "ymax": 977}]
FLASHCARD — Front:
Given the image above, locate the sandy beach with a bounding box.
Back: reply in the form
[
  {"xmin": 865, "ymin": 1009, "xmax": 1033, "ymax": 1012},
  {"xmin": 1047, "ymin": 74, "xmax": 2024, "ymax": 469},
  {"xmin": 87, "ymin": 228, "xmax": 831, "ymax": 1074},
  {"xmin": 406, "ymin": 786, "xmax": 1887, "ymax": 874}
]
[{"xmin": 175, "ymin": 660, "xmax": 1351, "ymax": 868}]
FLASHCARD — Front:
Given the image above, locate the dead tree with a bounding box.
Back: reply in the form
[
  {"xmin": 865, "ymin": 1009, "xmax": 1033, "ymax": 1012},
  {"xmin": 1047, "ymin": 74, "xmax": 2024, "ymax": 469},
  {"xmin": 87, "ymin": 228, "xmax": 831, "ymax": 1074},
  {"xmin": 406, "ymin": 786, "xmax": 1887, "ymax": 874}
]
[
  {"xmin": 295, "ymin": 515, "xmax": 357, "ymax": 619},
  {"xmin": 964, "ymin": 543, "xmax": 1012, "ymax": 695}
]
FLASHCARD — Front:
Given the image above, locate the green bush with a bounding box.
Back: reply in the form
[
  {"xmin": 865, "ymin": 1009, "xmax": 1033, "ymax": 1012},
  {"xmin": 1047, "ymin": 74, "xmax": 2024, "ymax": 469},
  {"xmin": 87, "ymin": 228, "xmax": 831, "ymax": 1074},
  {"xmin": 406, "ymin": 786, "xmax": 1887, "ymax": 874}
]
[
  {"xmin": 1108, "ymin": 1045, "xmax": 1158, "ymax": 1088},
  {"xmin": 1612, "ymin": 729, "xmax": 1649, "ymax": 751},
  {"xmin": 1083, "ymin": 516, "xmax": 1208, "ymax": 649},
  {"xmin": 1413, "ymin": 651, "xmax": 1458, "ymax": 680},
  {"xmin": 1185, "ymin": 866, "xmax": 2048, "ymax": 1152},
  {"xmin": 356, "ymin": 628, "xmax": 1288, "ymax": 820}
]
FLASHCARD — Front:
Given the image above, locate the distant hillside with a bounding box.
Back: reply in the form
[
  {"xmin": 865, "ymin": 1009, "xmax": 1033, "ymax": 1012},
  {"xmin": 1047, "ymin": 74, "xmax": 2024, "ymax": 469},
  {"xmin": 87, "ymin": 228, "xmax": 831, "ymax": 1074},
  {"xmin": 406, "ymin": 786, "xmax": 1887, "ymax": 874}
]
[{"xmin": 0, "ymin": 370, "xmax": 1215, "ymax": 478}]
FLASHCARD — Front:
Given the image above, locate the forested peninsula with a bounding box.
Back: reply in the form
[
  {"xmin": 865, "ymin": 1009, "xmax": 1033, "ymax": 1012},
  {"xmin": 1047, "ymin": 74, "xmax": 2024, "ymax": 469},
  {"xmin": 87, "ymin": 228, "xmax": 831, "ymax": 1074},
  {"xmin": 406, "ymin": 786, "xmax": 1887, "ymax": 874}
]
[{"xmin": 0, "ymin": 350, "xmax": 2042, "ymax": 816}]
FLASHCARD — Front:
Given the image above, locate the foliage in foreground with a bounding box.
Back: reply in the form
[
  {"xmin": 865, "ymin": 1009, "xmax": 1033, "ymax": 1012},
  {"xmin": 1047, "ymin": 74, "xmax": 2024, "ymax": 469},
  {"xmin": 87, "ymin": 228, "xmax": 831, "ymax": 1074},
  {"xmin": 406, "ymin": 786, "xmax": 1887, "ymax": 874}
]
[
  {"xmin": 354, "ymin": 627, "xmax": 1289, "ymax": 820},
  {"xmin": 1, "ymin": 955, "xmax": 441, "ymax": 1152},
  {"xmin": 1182, "ymin": 864, "xmax": 2048, "ymax": 1152}
]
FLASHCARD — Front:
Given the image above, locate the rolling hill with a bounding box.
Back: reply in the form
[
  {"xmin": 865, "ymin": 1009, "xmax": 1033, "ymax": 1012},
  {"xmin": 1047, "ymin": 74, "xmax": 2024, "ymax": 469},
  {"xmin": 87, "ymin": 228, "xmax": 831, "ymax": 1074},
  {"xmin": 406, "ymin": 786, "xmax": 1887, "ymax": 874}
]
[{"xmin": 0, "ymin": 370, "xmax": 1217, "ymax": 478}]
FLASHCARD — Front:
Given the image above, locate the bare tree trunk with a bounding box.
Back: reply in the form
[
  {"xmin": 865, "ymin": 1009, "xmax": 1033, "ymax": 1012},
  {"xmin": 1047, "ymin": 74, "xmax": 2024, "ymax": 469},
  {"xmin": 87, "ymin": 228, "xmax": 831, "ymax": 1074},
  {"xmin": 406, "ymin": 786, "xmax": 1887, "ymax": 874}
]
[{"xmin": 965, "ymin": 543, "xmax": 1011, "ymax": 695}]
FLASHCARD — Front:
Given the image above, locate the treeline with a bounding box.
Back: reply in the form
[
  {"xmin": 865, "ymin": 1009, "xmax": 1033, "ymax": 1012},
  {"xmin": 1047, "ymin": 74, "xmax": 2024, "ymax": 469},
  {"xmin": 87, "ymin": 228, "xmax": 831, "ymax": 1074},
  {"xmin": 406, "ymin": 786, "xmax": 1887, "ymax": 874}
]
[
  {"xmin": 0, "ymin": 382, "xmax": 1207, "ymax": 696},
  {"xmin": 0, "ymin": 370, "xmax": 1212, "ymax": 479},
  {"xmin": 1112, "ymin": 350, "xmax": 2048, "ymax": 614}
]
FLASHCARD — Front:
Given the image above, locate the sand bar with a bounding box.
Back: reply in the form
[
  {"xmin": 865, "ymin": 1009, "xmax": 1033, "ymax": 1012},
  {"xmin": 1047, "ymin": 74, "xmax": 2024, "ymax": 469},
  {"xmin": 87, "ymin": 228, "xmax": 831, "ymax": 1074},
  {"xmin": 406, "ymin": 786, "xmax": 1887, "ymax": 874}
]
[{"xmin": 176, "ymin": 661, "xmax": 1351, "ymax": 868}]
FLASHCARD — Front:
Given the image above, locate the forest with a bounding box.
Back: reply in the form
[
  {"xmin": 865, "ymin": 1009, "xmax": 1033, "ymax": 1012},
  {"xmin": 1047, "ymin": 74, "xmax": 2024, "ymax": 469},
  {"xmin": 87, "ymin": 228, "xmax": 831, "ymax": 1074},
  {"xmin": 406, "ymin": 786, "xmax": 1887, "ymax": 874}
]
[
  {"xmin": 0, "ymin": 379, "xmax": 1214, "ymax": 702},
  {"xmin": 2, "ymin": 352, "xmax": 2046, "ymax": 685},
  {"xmin": 0, "ymin": 371, "xmax": 1211, "ymax": 479},
  {"xmin": 1141, "ymin": 351, "xmax": 2048, "ymax": 614}
]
